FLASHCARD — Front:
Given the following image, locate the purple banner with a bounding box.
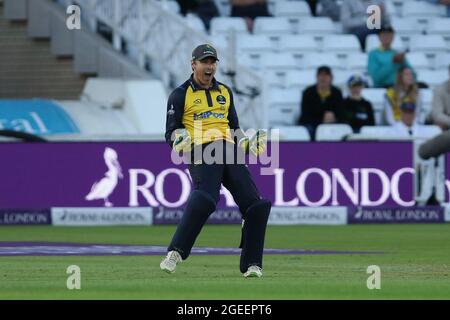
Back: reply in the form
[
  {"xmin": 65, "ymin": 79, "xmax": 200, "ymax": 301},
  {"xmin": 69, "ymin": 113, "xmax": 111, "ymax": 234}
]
[
  {"xmin": 348, "ymin": 206, "xmax": 444, "ymax": 224},
  {"xmin": 0, "ymin": 142, "xmax": 414, "ymax": 210},
  {"xmin": 153, "ymin": 207, "xmax": 242, "ymax": 225},
  {"xmin": 446, "ymin": 153, "xmax": 450, "ymax": 202},
  {"xmin": 0, "ymin": 209, "xmax": 51, "ymax": 225}
]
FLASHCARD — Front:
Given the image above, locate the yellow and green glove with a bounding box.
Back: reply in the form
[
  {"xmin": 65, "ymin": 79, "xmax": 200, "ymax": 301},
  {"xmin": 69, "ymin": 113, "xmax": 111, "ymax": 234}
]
[
  {"xmin": 172, "ymin": 129, "xmax": 192, "ymax": 153},
  {"xmin": 238, "ymin": 129, "xmax": 267, "ymax": 156}
]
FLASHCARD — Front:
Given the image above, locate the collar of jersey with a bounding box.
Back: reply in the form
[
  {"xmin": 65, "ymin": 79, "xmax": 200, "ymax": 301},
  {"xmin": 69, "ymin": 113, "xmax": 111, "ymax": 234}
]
[{"xmin": 189, "ymin": 74, "xmax": 221, "ymax": 92}]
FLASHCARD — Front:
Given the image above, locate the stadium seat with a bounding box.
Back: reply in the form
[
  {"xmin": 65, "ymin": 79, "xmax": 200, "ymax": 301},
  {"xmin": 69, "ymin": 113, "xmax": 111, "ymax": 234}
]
[
  {"xmin": 434, "ymin": 52, "xmax": 450, "ymax": 69},
  {"xmin": 322, "ymin": 35, "xmax": 362, "ymax": 54},
  {"xmin": 359, "ymin": 126, "xmax": 399, "ymax": 139},
  {"xmin": 277, "ymin": 126, "xmax": 311, "ymax": 141},
  {"xmin": 333, "ymin": 70, "xmax": 356, "ymax": 89},
  {"xmin": 346, "ymin": 53, "xmax": 368, "ymax": 72},
  {"xmin": 214, "ymin": 0, "xmax": 231, "ymax": 16},
  {"xmin": 267, "ymin": 88, "xmax": 301, "ymax": 126},
  {"xmin": 385, "ymin": 0, "xmax": 400, "ymax": 17},
  {"xmin": 315, "ymin": 124, "xmax": 354, "ymax": 141},
  {"xmin": 426, "ymin": 18, "xmax": 450, "ymax": 37},
  {"xmin": 261, "ymin": 52, "xmax": 299, "ymax": 70},
  {"xmin": 210, "ymin": 17, "xmax": 249, "ymax": 35},
  {"xmin": 361, "ymin": 89, "xmax": 386, "ymax": 106},
  {"xmin": 361, "ymin": 88, "xmax": 386, "ymax": 125},
  {"xmin": 253, "ymin": 17, "xmax": 293, "ymax": 36},
  {"xmin": 298, "ymin": 17, "xmax": 336, "ymax": 35},
  {"xmin": 391, "ymin": 17, "xmax": 424, "ymax": 35},
  {"xmin": 402, "ymin": 1, "xmax": 447, "ymax": 17},
  {"xmin": 406, "ymin": 52, "xmax": 431, "ymax": 71},
  {"xmin": 262, "ymin": 70, "xmax": 286, "ymax": 88},
  {"xmin": 208, "ymin": 34, "xmax": 229, "ymax": 51},
  {"xmin": 301, "ymin": 53, "xmax": 342, "ymax": 70},
  {"xmin": 273, "ymin": 1, "xmax": 311, "ymax": 17},
  {"xmin": 278, "ymin": 35, "xmax": 320, "ymax": 54},
  {"xmin": 416, "ymin": 125, "xmax": 442, "ymax": 139},
  {"xmin": 409, "ymin": 35, "xmax": 448, "ymax": 55},
  {"xmin": 419, "ymin": 88, "xmax": 434, "ymax": 123},
  {"xmin": 160, "ymin": 0, "xmax": 181, "ymax": 14},
  {"xmin": 285, "ymin": 70, "xmax": 316, "ymax": 89},
  {"xmin": 185, "ymin": 14, "xmax": 206, "ymax": 32},
  {"xmin": 236, "ymin": 53, "xmax": 262, "ymax": 70},
  {"xmin": 261, "ymin": 53, "xmax": 300, "ymax": 70},
  {"xmin": 365, "ymin": 34, "xmax": 406, "ymax": 52},
  {"xmin": 417, "ymin": 70, "xmax": 449, "ymax": 87},
  {"xmin": 236, "ymin": 34, "xmax": 275, "ymax": 53}
]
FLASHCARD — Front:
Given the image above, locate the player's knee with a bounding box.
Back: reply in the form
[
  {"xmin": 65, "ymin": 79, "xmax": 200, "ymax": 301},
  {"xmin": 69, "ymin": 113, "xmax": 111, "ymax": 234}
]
[
  {"xmin": 197, "ymin": 189, "xmax": 220, "ymax": 205},
  {"xmin": 244, "ymin": 199, "xmax": 271, "ymax": 221},
  {"xmin": 187, "ymin": 190, "xmax": 217, "ymax": 214}
]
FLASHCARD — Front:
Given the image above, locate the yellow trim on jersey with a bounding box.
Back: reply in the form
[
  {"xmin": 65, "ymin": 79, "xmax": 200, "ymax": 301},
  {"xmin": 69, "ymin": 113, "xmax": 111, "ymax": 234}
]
[{"xmin": 182, "ymin": 84, "xmax": 234, "ymax": 145}]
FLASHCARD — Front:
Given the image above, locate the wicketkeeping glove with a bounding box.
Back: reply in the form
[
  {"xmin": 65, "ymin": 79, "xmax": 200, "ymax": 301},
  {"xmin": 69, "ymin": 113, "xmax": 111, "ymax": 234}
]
[
  {"xmin": 172, "ymin": 129, "xmax": 192, "ymax": 153},
  {"xmin": 238, "ymin": 129, "xmax": 267, "ymax": 156}
]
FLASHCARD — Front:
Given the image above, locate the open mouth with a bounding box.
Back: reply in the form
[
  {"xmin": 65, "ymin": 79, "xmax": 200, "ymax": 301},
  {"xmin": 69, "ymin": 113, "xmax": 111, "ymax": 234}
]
[{"xmin": 204, "ymin": 71, "xmax": 213, "ymax": 79}]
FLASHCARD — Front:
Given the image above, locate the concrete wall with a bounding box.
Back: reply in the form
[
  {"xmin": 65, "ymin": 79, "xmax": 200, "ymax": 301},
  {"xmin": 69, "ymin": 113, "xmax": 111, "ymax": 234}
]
[
  {"xmin": 4, "ymin": 0, "xmax": 151, "ymax": 79},
  {"xmin": 4, "ymin": 0, "xmax": 27, "ymax": 20}
]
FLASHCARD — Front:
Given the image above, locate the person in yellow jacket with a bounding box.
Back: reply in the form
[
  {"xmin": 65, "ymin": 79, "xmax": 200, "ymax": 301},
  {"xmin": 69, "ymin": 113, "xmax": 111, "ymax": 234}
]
[
  {"xmin": 161, "ymin": 44, "xmax": 271, "ymax": 278},
  {"xmin": 383, "ymin": 66, "xmax": 422, "ymax": 125}
]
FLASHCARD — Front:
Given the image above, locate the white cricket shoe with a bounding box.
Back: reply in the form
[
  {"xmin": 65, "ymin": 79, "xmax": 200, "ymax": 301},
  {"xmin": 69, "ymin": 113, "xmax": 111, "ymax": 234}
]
[
  {"xmin": 243, "ymin": 265, "xmax": 262, "ymax": 278},
  {"xmin": 160, "ymin": 250, "xmax": 182, "ymax": 273}
]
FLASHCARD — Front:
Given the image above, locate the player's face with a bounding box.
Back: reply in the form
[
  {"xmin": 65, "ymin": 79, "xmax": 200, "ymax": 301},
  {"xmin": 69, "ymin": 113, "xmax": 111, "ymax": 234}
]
[{"xmin": 192, "ymin": 57, "xmax": 217, "ymax": 88}]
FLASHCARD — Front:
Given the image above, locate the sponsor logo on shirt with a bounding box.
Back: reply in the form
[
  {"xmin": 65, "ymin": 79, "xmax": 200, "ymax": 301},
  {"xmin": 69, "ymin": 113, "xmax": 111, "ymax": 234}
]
[{"xmin": 194, "ymin": 111, "xmax": 225, "ymax": 120}]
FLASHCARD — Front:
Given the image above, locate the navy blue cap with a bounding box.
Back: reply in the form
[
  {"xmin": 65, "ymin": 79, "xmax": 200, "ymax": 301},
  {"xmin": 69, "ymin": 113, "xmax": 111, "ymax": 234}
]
[
  {"xmin": 192, "ymin": 44, "xmax": 219, "ymax": 61},
  {"xmin": 347, "ymin": 74, "xmax": 366, "ymax": 87},
  {"xmin": 401, "ymin": 102, "xmax": 416, "ymax": 111}
]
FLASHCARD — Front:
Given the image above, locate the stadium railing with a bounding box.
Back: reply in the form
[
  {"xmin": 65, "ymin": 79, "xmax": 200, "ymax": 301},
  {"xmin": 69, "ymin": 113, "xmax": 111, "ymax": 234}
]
[{"xmin": 55, "ymin": 0, "xmax": 268, "ymax": 131}]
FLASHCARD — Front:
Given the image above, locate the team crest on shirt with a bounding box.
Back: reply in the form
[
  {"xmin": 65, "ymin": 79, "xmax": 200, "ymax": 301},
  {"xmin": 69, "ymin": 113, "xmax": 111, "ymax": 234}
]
[
  {"xmin": 216, "ymin": 95, "xmax": 226, "ymax": 105},
  {"xmin": 194, "ymin": 99, "xmax": 202, "ymax": 104}
]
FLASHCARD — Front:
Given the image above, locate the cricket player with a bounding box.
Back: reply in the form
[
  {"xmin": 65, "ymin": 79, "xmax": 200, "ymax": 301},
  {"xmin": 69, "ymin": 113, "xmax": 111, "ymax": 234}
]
[{"xmin": 160, "ymin": 44, "xmax": 272, "ymax": 278}]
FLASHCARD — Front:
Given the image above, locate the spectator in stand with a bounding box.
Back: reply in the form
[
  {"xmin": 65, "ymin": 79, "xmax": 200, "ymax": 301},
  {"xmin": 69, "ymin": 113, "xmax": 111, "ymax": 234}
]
[
  {"xmin": 317, "ymin": 0, "xmax": 341, "ymax": 22},
  {"xmin": 383, "ymin": 66, "xmax": 423, "ymax": 126},
  {"xmin": 340, "ymin": 75, "xmax": 375, "ymax": 133},
  {"xmin": 431, "ymin": 65, "xmax": 450, "ymax": 131},
  {"xmin": 229, "ymin": 0, "xmax": 271, "ymax": 33},
  {"xmin": 423, "ymin": 0, "xmax": 450, "ymax": 17},
  {"xmin": 297, "ymin": 66, "xmax": 344, "ymax": 140},
  {"xmin": 176, "ymin": 0, "xmax": 220, "ymax": 31},
  {"xmin": 341, "ymin": 0, "xmax": 390, "ymax": 50},
  {"xmin": 368, "ymin": 26, "xmax": 415, "ymax": 88},
  {"xmin": 391, "ymin": 102, "xmax": 431, "ymax": 138},
  {"xmin": 305, "ymin": 0, "xmax": 318, "ymax": 16}
]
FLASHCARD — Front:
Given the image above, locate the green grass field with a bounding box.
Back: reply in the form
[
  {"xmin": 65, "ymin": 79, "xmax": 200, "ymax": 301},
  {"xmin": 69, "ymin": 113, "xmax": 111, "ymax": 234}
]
[{"xmin": 0, "ymin": 224, "xmax": 449, "ymax": 300}]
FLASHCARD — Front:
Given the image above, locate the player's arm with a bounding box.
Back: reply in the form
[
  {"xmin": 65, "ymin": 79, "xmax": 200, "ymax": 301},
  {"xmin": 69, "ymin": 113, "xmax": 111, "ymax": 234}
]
[
  {"xmin": 226, "ymin": 86, "xmax": 267, "ymax": 156},
  {"xmin": 165, "ymin": 88, "xmax": 191, "ymax": 152}
]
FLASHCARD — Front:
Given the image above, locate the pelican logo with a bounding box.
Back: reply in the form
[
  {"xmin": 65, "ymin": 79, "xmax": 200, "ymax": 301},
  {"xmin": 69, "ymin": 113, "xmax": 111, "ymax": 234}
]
[
  {"xmin": 85, "ymin": 147, "xmax": 123, "ymax": 207},
  {"xmin": 216, "ymin": 95, "xmax": 226, "ymax": 105}
]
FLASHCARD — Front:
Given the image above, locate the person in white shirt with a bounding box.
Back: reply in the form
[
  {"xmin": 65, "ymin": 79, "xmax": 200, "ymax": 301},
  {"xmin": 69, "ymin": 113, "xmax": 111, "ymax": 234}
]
[{"xmin": 392, "ymin": 102, "xmax": 430, "ymax": 138}]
